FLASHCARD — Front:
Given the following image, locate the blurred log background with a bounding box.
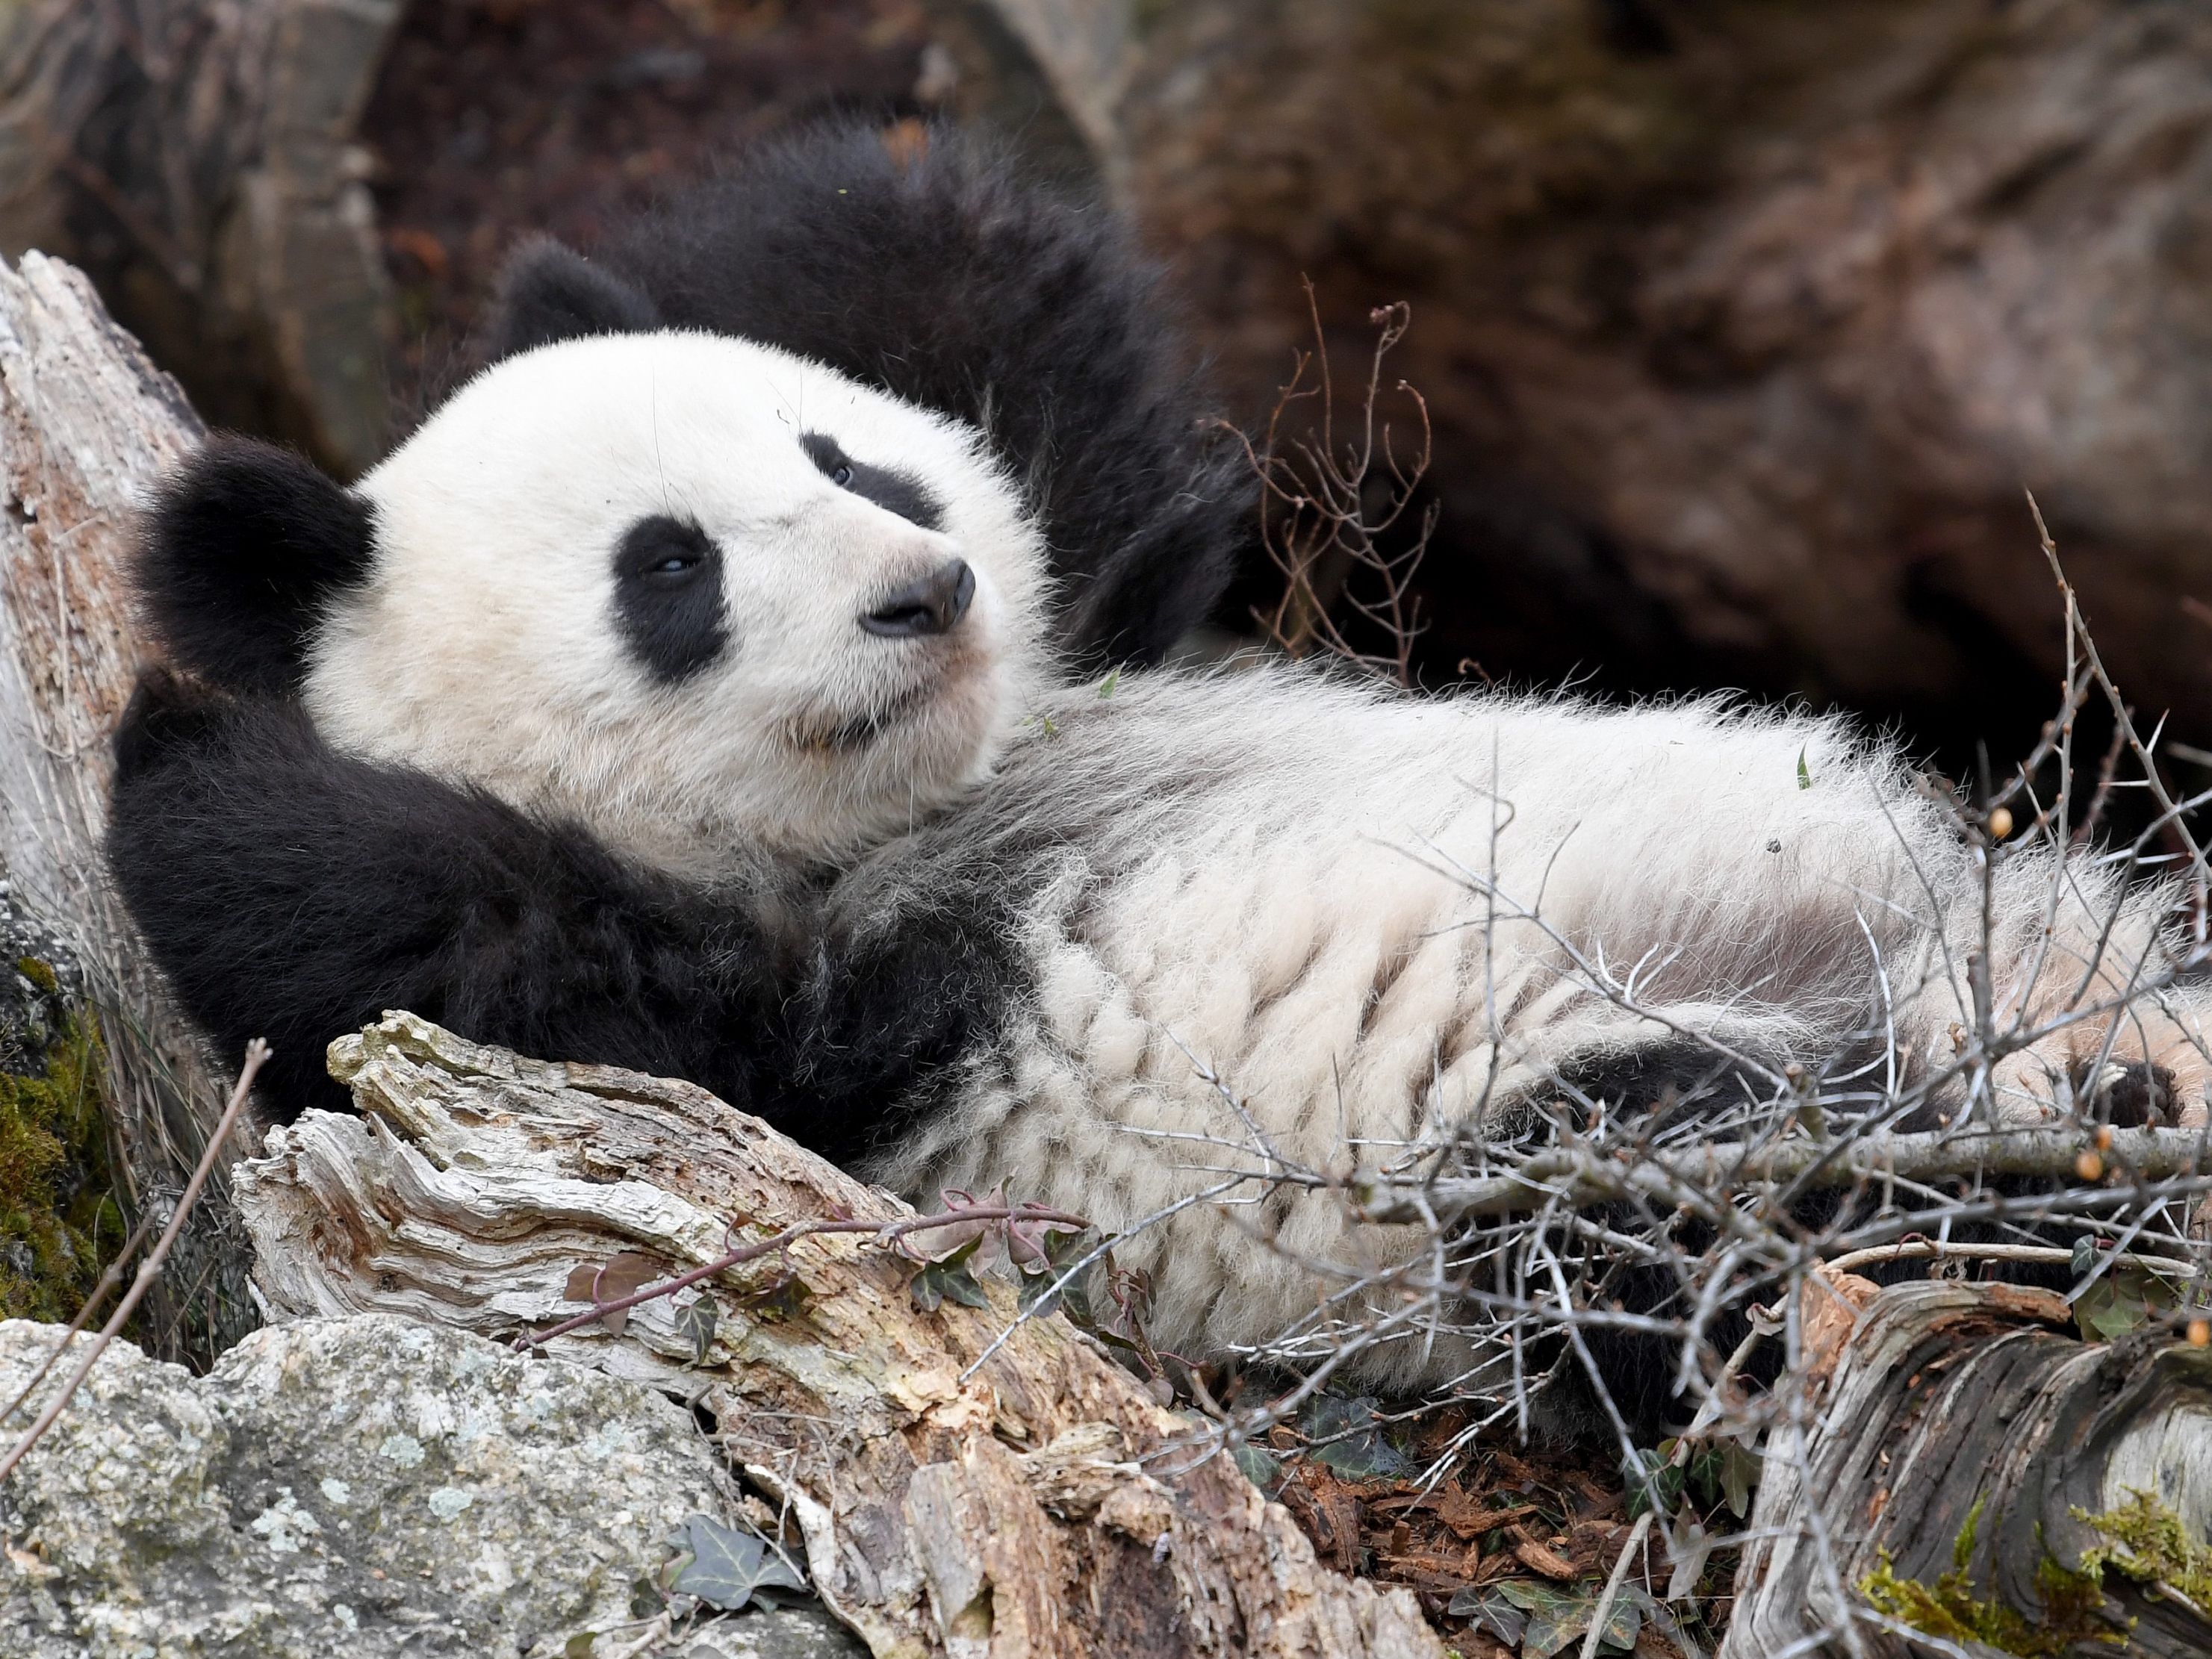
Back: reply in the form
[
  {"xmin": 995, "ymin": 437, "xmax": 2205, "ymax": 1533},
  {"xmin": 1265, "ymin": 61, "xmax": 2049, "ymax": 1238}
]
[{"xmin": 9, "ymin": 0, "xmax": 2211, "ymax": 770}]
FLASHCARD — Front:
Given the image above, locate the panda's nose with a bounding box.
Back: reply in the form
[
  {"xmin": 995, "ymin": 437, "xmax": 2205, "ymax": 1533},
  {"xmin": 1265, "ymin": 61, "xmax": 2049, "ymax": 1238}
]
[{"xmin": 860, "ymin": 558, "xmax": 975, "ymax": 638}]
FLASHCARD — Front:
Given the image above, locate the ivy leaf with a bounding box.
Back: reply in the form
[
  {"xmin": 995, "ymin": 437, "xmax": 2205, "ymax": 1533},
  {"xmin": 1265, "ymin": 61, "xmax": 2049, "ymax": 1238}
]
[
  {"xmin": 1665, "ymin": 1514, "xmax": 1713, "ymax": 1601},
  {"xmin": 664, "ymin": 1513, "xmax": 805, "ymax": 1611},
  {"xmin": 1497, "ymin": 1578, "xmax": 1641, "ymax": 1658},
  {"xmin": 1019, "ymin": 1224, "xmax": 1102, "ymax": 1321},
  {"xmin": 1445, "ymin": 1585, "xmax": 1529, "ymax": 1643},
  {"xmin": 1624, "ymin": 1444, "xmax": 1684, "ymax": 1519},
  {"xmin": 2075, "ymin": 1261, "xmax": 2183, "ymax": 1342},
  {"xmin": 1721, "ymin": 1440, "xmax": 1760, "ymax": 1519},
  {"xmin": 910, "ymin": 1236, "xmax": 991, "ymax": 1313},
  {"xmin": 901, "ymin": 1185, "xmax": 1009, "ymax": 1272},
  {"xmin": 1231, "ymin": 1442, "xmax": 1284, "ymax": 1493},
  {"xmin": 562, "ymin": 1250, "xmax": 665, "ymax": 1337},
  {"xmin": 730, "ymin": 1264, "xmax": 813, "ymax": 1324},
  {"xmin": 674, "ymin": 1295, "xmax": 718, "ymax": 1366},
  {"xmin": 1298, "ymin": 1395, "xmax": 1413, "ymax": 1483}
]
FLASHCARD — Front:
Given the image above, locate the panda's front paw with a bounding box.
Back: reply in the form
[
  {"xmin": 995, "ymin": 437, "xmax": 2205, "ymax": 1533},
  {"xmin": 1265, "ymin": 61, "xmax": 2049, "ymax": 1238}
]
[
  {"xmin": 1992, "ymin": 1043, "xmax": 2181, "ymax": 1128},
  {"xmin": 111, "ymin": 666, "xmax": 238, "ymax": 779}
]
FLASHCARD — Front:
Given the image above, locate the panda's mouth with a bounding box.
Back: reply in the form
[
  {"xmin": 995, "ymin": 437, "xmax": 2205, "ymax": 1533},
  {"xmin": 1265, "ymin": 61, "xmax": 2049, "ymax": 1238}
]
[{"xmin": 790, "ymin": 679, "xmax": 936, "ymax": 753}]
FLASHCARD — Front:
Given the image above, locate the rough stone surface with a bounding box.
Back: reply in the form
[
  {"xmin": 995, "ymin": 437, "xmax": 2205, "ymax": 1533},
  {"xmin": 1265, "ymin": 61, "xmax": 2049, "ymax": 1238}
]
[
  {"xmin": 0, "ymin": 1313, "xmax": 863, "ymax": 1658},
  {"xmin": 952, "ymin": 0, "xmax": 2212, "ymax": 756},
  {"xmin": 0, "ymin": 877, "xmax": 80, "ymax": 1075}
]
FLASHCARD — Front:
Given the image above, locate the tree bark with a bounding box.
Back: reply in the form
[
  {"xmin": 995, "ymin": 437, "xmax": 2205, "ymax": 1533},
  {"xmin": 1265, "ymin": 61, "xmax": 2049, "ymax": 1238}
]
[
  {"xmin": 1724, "ymin": 1280, "xmax": 2212, "ymax": 1658},
  {"xmin": 237, "ymin": 1011, "xmax": 1445, "ymax": 1659},
  {"xmin": 0, "ymin": 0, "xmax": 400, "ymax": 476},
  {"xmin": 0, "ymin": 249, "xmax": 253, "ymax": 1363}
]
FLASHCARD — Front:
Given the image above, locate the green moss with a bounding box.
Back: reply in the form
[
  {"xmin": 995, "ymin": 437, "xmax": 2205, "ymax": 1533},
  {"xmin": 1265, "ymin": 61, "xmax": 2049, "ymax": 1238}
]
[
  {"xmin": 2076, "ymin": 1489, "xmax": 2212, "ymax": 1612},
  {"xmin": 1859, "ymin": 1498, "xmax": 2125, "ymax": 1655},
  {"xmin": 0, "ymin": 970, "xmax": 124, "ymax": 1323}
]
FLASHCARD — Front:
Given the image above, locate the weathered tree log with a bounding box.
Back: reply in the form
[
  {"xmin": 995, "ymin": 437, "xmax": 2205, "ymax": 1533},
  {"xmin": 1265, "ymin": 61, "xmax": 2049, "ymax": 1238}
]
[
  {"xmin": 0, "ymin": 0, "xmax": 400, "ymax": 475},
  {"xmin": 237, "ymin": 1012, "xmax": 1445, "ymax": 1659},
  {"xmin": 0, "ymin": 249, "xmax": 251, "ymax": 1360},
  {"xmin": 1724, "ymin": 1280, "xmax": 2212, "ymax": 1658}
]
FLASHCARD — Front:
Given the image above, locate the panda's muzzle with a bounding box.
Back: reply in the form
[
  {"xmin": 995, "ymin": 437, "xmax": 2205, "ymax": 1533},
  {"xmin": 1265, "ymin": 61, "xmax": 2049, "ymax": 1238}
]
[{"xmin": 860, "ymin": 558, "xmax": 975, "ymax": 638}]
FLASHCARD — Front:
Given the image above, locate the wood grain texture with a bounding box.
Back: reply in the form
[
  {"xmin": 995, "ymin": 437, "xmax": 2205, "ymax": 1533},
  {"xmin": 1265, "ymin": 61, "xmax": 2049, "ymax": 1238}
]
[
  {"xmin": 238, "ymin": 1011, "xmax": 1447, "ymax": 1659},
  {"xmin": 1725, "ymin": 1280, "xmax": 2212, "ymax": 1658},
  {"xmin": 0, "ymin": 250, "xmax": 251, "ymax": 1363}
]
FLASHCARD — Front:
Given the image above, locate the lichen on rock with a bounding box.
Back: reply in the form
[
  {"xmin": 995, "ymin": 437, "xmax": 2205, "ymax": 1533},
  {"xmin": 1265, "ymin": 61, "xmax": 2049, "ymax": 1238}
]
[
  {"xmin": 0, "ymin": 1312, "xmax": 862, "ymax": 1658},
  {"xmin": 0, "ymin": 880, "xmax": 122, "ymax": 1323}
]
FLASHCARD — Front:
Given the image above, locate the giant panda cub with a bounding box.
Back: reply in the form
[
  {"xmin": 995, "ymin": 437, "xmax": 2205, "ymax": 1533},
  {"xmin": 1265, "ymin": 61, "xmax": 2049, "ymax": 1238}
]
[{"xmin": 114, "ymin": 125, "xmax": 2209, "ymax": 1425}]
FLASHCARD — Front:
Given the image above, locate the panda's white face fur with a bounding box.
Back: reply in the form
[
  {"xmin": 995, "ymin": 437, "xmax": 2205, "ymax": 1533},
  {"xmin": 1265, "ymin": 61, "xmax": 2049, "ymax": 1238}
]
[{"xmin": 308, "ymin": 331, "xmax": 1051, "ymax": 871}]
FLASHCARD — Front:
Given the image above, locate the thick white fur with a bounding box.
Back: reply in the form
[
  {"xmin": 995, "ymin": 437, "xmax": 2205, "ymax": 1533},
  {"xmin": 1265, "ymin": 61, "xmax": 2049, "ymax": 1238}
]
[
  {"xmin": 865, "ymin": 667, "xmax": 2212, "ymax": 1389},
  {"xmin": 303, "ymin": 334, "xmax": 2211, "ymax": 1395},
  {"xmin": 311, "ymin": 330, "xmax": 1051, "ymax": 866}
]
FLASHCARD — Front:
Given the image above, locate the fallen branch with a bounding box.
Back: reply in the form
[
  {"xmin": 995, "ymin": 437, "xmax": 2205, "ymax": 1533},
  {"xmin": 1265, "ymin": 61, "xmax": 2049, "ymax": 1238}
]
[
  {"xmin": 236, "ymin": 1012, "xmax": 1445, "ymax": 1659},
  {"xmin": 1356, "ymin": 1123, "xmax": 2212, "ymax": 1226},
  {"xmin": 1722, "ymin": 1280, "xmax": 2212, "ymax": 1657}
]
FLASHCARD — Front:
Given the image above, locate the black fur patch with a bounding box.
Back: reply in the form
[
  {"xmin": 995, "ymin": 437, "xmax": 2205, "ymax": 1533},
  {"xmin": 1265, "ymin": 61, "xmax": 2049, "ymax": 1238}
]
[
  {"xmin": 136, "ymin": 438, "xmax": 376, "ymax": 696},
  {"xmin": 106, "ymin": 668, "xmax": 1031, "ymax": 1156},
  {"xmin": 610, "ymin": 515, "xmax": 729, "ymax": 684},
  {"xmin": 487, "ymin": 236, "xmax": 662, "ymax": 358},
  {"xmin": 486, "ymin": 120, "xmax": 1249, "ymax": 667},
  {"xmin": 801, "ymin": 432, "xmax": 945, "ymax": 531}
]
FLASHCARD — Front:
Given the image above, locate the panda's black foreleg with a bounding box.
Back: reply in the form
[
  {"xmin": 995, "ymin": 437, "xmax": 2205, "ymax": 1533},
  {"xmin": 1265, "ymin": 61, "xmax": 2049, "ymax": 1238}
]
[{"xmin": 107, "ymin": 669, "xmax": 777, "ymax": 1124}]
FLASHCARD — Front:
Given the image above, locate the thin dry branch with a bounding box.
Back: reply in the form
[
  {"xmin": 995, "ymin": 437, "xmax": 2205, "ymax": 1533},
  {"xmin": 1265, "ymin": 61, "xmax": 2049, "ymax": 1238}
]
[{"xmin": 0, "ymin": 1038, "xmax": 264, "ymax": 1484}]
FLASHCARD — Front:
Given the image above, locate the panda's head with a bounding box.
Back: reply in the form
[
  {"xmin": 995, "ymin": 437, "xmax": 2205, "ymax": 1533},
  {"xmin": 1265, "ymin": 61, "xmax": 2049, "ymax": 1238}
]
[{"xmin": 136, "ymin": 331, "xmax": 1050, "ymax": 869}]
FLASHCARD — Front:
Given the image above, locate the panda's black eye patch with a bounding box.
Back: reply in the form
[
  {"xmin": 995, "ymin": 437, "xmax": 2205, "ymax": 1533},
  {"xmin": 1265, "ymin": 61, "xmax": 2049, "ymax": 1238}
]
[
  {"xmin": 800, "ymin": 432, "xmax": 945, "ymax": 532},
  {"xmin": 612, "ymin": 515, "xmax": 727, "ymax": 685}
]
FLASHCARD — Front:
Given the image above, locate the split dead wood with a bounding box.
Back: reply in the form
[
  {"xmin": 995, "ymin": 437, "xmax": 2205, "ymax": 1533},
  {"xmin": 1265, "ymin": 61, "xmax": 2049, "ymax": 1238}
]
[
  {"xmin": 0, "ymin": 249, "xmax": 251, "ymax": 1360},
  {"xmin": 1724, "ymin": 1279, "xmax": 2212, "ymax": 1658},
  {"xmin": 236, "ymin": 1011, "xmax": 1447, "ymax": 1659}
]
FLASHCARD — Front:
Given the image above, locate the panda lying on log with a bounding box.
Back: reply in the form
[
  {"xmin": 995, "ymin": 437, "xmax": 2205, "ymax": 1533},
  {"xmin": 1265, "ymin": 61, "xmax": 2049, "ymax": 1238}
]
[{"xmin": 111, "ymin": 122, "xmax": 2209, "ymax": 1430}]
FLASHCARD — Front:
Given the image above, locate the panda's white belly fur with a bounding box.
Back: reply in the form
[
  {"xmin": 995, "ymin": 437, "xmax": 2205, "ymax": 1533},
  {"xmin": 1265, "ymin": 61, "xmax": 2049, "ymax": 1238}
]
[{"xmin": 861, "ymin": 666, "xmax": 2202, "ymax": 1386}]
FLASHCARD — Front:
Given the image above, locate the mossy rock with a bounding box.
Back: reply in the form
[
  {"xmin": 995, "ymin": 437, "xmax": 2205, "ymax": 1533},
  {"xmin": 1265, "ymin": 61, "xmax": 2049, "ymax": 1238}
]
[{"xmin": 0, "ymin": 880, "xmax": 123, "ymax": 1323}]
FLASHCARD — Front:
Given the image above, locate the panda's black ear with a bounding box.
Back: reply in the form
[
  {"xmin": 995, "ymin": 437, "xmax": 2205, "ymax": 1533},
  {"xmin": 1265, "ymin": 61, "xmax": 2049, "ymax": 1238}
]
[
  {"xmin": 485, "ymin": 236, "xmax": 659, "ymax": 360},
  {"xmin": 137, "ymin": 436, "xmax": 376, "ymax": 697}
]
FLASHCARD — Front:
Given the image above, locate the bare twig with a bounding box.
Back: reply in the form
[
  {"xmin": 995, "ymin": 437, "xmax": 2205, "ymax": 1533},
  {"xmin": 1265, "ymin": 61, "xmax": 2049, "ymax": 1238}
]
[{"xmin": 0, "ymin": 1038, "xmax": 267, "ymax": 1484}]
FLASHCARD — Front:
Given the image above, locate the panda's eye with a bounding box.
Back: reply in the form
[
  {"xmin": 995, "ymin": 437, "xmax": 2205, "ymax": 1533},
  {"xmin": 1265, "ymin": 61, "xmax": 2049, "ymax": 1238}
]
[
  {"xmin": 799, "ymin": 429, "xmax": 948, "ymax": 531},
  {"xmin": 653, "ymin": 553, "xmax": 699, "ymax": 576}
]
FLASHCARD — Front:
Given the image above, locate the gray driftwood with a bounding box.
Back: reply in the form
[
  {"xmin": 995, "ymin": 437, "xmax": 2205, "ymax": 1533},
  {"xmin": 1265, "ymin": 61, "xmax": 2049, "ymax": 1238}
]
[
  {"xmin": 237, "ymin": 1012, "xmax": 1446, "ymax": 1659},
  {"xmin": 0, "ymin": 249, "xmax": 251, "ymax": 1359},
  {"xmin": 1724, "ymin": 1280, "xmax": 2212, "ymax": 1658}
]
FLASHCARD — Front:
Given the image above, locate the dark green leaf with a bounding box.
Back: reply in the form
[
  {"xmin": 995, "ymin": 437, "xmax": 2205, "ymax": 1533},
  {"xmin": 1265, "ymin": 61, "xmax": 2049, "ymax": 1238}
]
[
  {"xmin": 665, "ymin": 1513, "xmax": 805, "ymax": 1612},
  {"xmin": 1445, "ymin": 1586, "xmax": 1528, "ymax": 1643},
  {"xmin": 1232, "ymin": 1442, "xmax": 1284, "ymax": 1493},
  {"xmin": 910, "ymin": 1250, "xmax": 991, "ymax": 1313},
  {"xmin": 1297, "ymin": 1395, "xmax": 1414, "ymax": 1483},
  {"xmin": 675, "ymin": 1295, "xmax": 718, "ymax": 1365},
  {"xmin": 739, "ymin": 1269, "xmax": 813, "ymax": 1324},
  {"xmin": 1497, "ymin": 1578, "xmax": 1640, "ymax": 1659}
]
